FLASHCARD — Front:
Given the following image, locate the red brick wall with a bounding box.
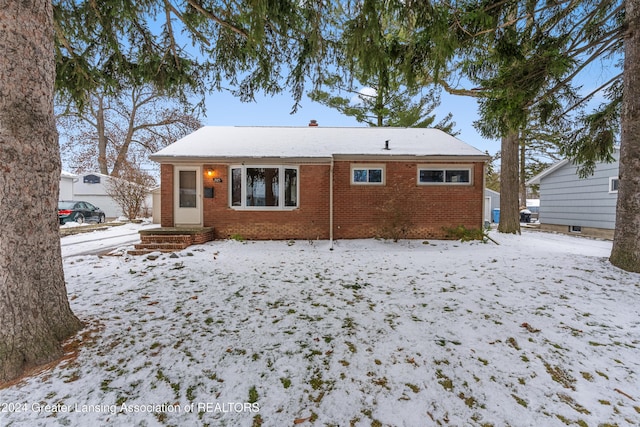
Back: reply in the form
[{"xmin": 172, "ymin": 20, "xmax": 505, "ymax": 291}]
[
  {"xmin": 201, "ymin": 164, "xmax": 330, "ymax": 240},
  {"xmin": 159, "ymin": 160, "xmax": 485, "ymax": 240},
  {"xmin": 160, "ymin": 163, "xmax": 174, "ymax": 227},
  {"xmin": 332, "ymin": 161, "xmax": 485, "ymax": 239}
]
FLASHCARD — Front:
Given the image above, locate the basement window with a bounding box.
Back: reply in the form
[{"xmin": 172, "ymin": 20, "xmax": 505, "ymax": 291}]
[
  {"xmin": 569, "ymin": 225, "xmax": 582, "ymax": 233},
  {"xmin": 230, "ymin": 166, "xmax": 298, "ymax": 209}
]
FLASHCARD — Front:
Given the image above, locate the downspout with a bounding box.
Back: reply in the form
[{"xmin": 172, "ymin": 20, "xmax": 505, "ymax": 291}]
[
  {"xmin": 329, "ymin": 157, "xmax": 334, "ymax": 250},
  {"xmin": 483, "ymin": 161, "xmax": 487, "ymax": 229}
]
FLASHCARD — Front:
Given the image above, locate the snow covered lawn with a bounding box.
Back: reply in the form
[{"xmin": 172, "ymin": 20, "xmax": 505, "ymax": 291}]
[{"xmin": 2, "ymin": 231, "xmax": 639, "ymax": 427}]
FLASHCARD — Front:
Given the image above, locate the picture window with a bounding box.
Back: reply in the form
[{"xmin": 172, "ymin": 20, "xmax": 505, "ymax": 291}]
[{"xmin": 230, "ymin": 166, "xmax": 298, "ymax": 209}]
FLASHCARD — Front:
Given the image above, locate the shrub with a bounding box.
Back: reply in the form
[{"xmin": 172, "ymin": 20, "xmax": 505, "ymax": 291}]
[{"xmin": 443, "ymin": 225, "xmax": 487, "ymax": 242}]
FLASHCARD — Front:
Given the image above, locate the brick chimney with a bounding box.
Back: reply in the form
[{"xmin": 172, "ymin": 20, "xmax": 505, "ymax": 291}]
[{"xmin": 308, "ymin": 119, "xmax": 318, "ymax": 127}]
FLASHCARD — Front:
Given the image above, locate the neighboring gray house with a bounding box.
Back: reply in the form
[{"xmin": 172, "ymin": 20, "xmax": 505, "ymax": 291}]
[
  {"xmin": 527, "ymin": 147, "xmax": 620, "ymax": 239},
  {"xmin": 484, "ymin": 188, "xmax": 500, "ymax": 223}
]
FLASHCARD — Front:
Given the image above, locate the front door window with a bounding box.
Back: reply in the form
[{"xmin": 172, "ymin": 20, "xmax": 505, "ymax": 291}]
[{"xmin": 179, "ymin": 170, "xmax": 197, "ymax": 208}]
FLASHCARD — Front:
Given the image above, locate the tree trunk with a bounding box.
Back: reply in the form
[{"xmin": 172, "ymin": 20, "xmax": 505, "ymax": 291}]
[
  {"xmin": 498, "ymin": 132, "xmax": 521, "ymax": 234},
  {"xmin": 519, "ymin": 138, "xmax": 527, "ymax": 208},
  {"xmin": 97, "ymin": 96, "xmax": 109, "ymax": 175},
  {"xmin": 0, "ymin": 0, "xmax": 83, "ymax": 383},
  {"xmin": 610, "ymin": 0, "xmax": 640, "ymax": 272}
]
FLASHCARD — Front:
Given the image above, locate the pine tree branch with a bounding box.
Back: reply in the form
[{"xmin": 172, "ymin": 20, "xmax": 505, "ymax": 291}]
[{"xmin": 186, "ymin": 0, "xmax": 248, "ymax": 38}]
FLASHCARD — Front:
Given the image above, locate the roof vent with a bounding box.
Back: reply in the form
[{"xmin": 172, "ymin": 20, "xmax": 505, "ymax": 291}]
[
  {"xmin": 309, "ymin": 119, "xmax": 318, "ymax": 127},
  {"xmin": 384, "ymin": 140, "xmax": 390, "ymax": 150}
]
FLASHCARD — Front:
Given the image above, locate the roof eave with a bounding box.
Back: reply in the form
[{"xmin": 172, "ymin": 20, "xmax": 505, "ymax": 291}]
[
  {"xmin": 526, "ymin": 159, "xmax": 570, "ymax": 185},
  {"xmin": 150, "ymin": 153, "xmax": 490, "ymax": 164}
]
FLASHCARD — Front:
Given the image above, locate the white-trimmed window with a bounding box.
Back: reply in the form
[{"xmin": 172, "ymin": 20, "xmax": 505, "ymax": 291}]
[
  {"xmin": 418, "ymin": 166, "xmax": 472, "ymax": 185},
  {"xmin": 351, "ymin": 165, "xmax": 385, "ymax": 185},
  {"xmin": 230, "ymin": 166, "xmax": 298, "ymax": 209},
  {"xmin": 609, "ymin": 177, "xmax": 619, "ymax": 193}
]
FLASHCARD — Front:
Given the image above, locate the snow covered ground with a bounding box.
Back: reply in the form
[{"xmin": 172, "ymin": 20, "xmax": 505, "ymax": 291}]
[
  {"xmin": 2, "ymin": 228, "xmax": 639, "ymax": 427},
  {"xmin": 60, "ymin": 221, "xmax": 159, "ymax": 257}
]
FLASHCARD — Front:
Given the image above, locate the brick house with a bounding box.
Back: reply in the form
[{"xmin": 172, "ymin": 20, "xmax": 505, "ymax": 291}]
[{"xmin": 149, "ymin": 126, "xmax": 489, "ymax": 240}]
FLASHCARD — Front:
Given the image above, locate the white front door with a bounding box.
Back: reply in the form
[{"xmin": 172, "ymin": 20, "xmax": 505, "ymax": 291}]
[{"xmin": 174, "ymin": 166, "xmax": 202, "ymax": 226}]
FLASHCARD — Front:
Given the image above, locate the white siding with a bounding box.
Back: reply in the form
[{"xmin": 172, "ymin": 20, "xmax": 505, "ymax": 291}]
[{"xmin": 72, "ymin": 173, "xmax": 153, "ymax": 219}]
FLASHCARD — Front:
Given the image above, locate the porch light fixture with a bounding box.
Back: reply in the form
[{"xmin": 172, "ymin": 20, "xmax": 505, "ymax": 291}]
[{"xmin": 206, "ymin": 168, "xmax": 215, "ymax": 177}]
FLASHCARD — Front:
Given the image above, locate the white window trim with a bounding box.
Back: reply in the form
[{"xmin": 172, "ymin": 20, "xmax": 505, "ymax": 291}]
[
  {"xmin": 417, "ymin": 165, "xmax": 473, "ymax": 185},
  {"xmin": 351, "ymin": 164, "xmax": 385, "ymax": 186},
  {"xmin": 229, "ymin": 165, "xmax": 299, "ymax": 210},
  {"xmin": 609, "ymin": 177, "xmax": 619, "ymax": 193}
]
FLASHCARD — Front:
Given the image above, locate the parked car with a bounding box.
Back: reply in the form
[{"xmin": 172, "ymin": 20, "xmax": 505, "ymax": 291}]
[{"xmin": 58, "ymin": 201, "xmax": 106, "ymax": 224}]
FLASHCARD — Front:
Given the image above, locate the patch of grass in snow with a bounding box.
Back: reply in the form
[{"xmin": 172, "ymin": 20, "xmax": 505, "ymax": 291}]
[
  {"xmin": 360, "ymin": 409, "xmax": 382, "ymax": 427},
  {"xmin": 458, "ymin": 392, "xmax": 479, "ymax": 409},
  {"xmin": 203, "ymin": 370, "xmax": 224, "ymax": 383},
  {"xmin": 405, "ymin": 383, "xmax": 420, "ymax": 393},
  {"xmin": 557, "ymin": 393, "xmax": 590, "ymax": 415},
  {"xmin": 511, "ymin": 393, "xmax": 528, "ymax": 407},
  {"xmin": 370, "ymin": 376, "xmax": 389, "ymax": 390},
  {"xmin": 186, "ymin": 384, "xmax": 197, "ymax": 402},
  {"xmin": 309, "ymin": 372, "xmax": 324, "ymax": 391},
  {"xmin": 305, "ymin": 349, "xmax": 323, "ymax": 360},
  {"xmin": 280, "ymin": 377, "xmax": 291, "ymax": 389},
  {"xmin": 436, "ymin": 370, "xmax": 454, "ymax": 392},
  {"xmin": 580, "ymin": 371, "xmax": 593, "ymax": 381},
  {"xmin": 506, "ymin": 337, "xmax": 520, "ymax": 350},
  {"xmin": 541, "ymin": 359, "xmax": 576, "ymax": 390},
  {"xmin": 345, "ymin": 341, "xmax": 357, "ymax": 353},
  {"xmin": 248, "ymin": 386, "xmax": 259, "ymax": 403}
]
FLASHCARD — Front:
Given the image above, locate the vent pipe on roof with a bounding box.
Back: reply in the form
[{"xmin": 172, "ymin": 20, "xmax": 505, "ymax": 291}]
[
  {"xmin": 384, "ymin": 140, "xmax": 390, "ymax": 150},
  {"xmin": 309, "ymin": 119, "xmax": 318, "ymax": 127}
]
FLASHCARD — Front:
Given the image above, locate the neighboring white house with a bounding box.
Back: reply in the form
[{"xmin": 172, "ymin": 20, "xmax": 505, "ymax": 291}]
[
  {"xmin": 151, "ymin": 186, "xmax": 161, "ymax": 224},
  {"xmin": 69, "ymin": 172, "xmax": 153, "ymax": 219},
  {"xmin": 59, "ymin": 171, "xmax": 77, "ymax": 200},
  {"xmin": 527, "ymin": 147, "xmax": 620, "ymax": 239}
]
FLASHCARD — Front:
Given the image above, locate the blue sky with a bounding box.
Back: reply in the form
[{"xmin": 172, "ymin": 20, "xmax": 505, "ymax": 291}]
[{"xmin": 201, "ymin": 88, "xmax": 502, "ymax": 156}]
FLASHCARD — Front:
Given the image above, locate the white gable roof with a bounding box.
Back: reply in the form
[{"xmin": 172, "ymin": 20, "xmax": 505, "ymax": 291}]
[{"xmin": 150, "ymin": 126, "xmax": 488, "ymax": 161}]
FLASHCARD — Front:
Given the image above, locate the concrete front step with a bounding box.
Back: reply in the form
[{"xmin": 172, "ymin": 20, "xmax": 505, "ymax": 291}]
[
  {"xmin": 133, "ymin": 242, "xmax": 190, "ymax": 251},
  {"xmin": 140, "ymin": 235, "xmax": 192, "ymax": 244},
  {"xmin": 128, "ymin": 228, "xmax": 215, "ymax": 256},
  {"xmin": 127, "ymin": 248, "xmax": 180, "ymax": 256}
]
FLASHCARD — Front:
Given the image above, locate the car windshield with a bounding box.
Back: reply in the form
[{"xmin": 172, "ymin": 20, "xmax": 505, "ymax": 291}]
[{"xmin": 58, "ymin": 201, "xmax": 76, "ymax": 210}]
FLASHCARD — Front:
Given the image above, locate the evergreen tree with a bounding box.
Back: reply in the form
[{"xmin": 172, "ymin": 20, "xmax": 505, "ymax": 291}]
[
  {"xmin": 309, "ymin": 0, "xmax": 456, "ymax": 131},
  {"xmin": 1, "ymin": 0, "xmax": 335, "ymax": 383}
]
